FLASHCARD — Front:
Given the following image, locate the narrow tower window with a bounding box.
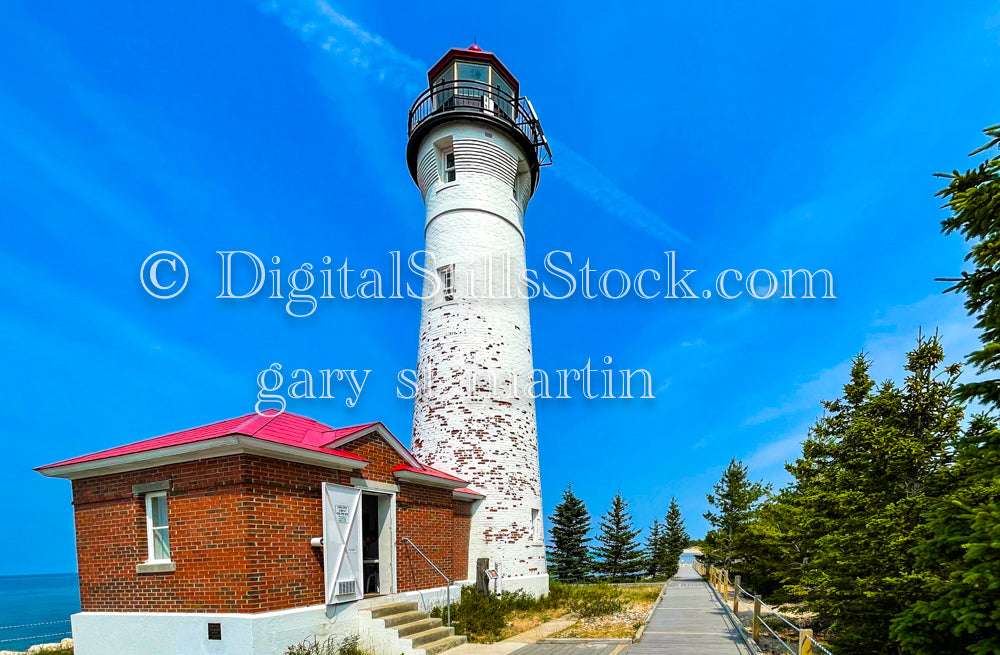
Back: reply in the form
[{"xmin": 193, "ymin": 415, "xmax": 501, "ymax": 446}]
[
  {"xmin": 443, "ymin": 150, "xmax": 456, "ymax": 182},
  {"xmin": 438, "ymin": 264, "xmax": 455, "ymax": 301}
]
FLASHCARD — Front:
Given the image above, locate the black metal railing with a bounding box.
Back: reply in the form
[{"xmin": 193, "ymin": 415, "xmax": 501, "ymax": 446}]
[
  {"xmin": 407, "ymin": 80, "xmax": 552, "ymax": 166},
  {"xmin": 401, "ymin": 537, "xmax": 453, "ymax": 626}
]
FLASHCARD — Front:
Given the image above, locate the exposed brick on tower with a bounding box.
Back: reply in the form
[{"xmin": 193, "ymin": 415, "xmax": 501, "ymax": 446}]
[{"xmin": 409, "ymin": 120, "xmax": 548, "ymax": 588}]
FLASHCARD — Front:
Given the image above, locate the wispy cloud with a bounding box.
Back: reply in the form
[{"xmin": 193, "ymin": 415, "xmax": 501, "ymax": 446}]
[
  {"xmin": 253, "ymin": 0, "xmax": 688, "ymax": 243},
  {"xmin": 546, "ymin": 138, "xmax": 690, "ymax": 244},
  {"xmin": 257, "ymin": 0, "xmax": 426, "ymax": 96}
]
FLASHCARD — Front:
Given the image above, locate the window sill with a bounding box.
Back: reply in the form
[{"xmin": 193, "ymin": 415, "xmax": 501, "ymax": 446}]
[
  {"xmin": 137, "ymin": 561, "xmax": 176, "ymax": 574},
  {"xmin": 528, "ymin": 541, "xmax": 545, "ymax": 547},
  {"xmin": 435, "ymin": 182, "xmax": 460, "ymax": 194}
]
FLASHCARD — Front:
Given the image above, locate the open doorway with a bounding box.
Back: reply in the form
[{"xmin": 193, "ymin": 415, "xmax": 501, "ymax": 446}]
[{"xmin": 361, "ymin": 491, "xmax": 394, "ymax": 596}]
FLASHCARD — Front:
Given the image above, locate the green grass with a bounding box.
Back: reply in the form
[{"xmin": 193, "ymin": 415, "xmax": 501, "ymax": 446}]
[{"xmin": 430, "ymin": 582, "xmax": 651, "ymax": 643}]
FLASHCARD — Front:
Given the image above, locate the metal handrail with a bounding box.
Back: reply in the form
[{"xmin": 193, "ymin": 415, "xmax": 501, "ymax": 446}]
[
  {"xmin": 407, "ymin": 80, "xmax": 552, "ymax": 166},
  {"xmin": 705, "ymin": 564, "xmax": 832, "ymax": 655},
  {"xmin": 401, "ymin": 537, "xmax": 453, "ymax": 626},
  {"xmin": 806, "ymin": 635, "xmax": 835, "ymax": 655}
]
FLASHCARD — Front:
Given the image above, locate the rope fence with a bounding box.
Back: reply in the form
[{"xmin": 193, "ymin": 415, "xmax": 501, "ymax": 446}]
[
  {"xmin": 693, "ymin": 561, "xmax": 834, "ymax": 655},
  {"xmin": 0, "ymin": 630, "xmax": 72, "ymax": 645},
  {"xmin": 0, "ymin": 619, "xmax": 72, "ymax": 648},
  {"xmin": 0, "ymin": 619, "xmax": 71, "ymax": 630}
]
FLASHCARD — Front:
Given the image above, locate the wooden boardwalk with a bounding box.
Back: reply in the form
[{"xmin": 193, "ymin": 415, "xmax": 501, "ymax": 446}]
[{"xmin": 627, "ymin": 566, "xmax": 756, "ymax": 655}]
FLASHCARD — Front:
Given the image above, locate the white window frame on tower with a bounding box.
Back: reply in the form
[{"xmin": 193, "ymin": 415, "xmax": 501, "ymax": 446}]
[
  {"xmin": 443, "ymin": 149, "xmax": 456, "ymax": 183},
  {"xmin": 438, "ymin": 264, "xmax": 455, "ymax": 301}
]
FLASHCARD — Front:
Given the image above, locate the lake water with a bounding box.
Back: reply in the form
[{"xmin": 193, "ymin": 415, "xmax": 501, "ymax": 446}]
[
  {"xmin": 680, "ymin": 552, "xmax": 696, "ymax": 565},
  {"xmin": 0, "ymin": 574, "xmax": 80, "ymax": 652}
]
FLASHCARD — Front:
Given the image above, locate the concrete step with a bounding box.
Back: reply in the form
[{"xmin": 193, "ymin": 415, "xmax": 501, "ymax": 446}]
[
  {"xmin": 422, "ymin": 635, "xmax": 467, "ymax": 655},
  {"xmin": 409, "ymin": 626, "xmax": 455, "ymax": 647},
  {"xmin": 396, "ymin": 617, "xmax": 443, "ymax": 637},
  {"xmin": 383, "ymin": 610, "xmax": 430, "ymax": 627},
  {"xmin": 370, "ymin": 602, "xmax": 419, "ymax": 618}
]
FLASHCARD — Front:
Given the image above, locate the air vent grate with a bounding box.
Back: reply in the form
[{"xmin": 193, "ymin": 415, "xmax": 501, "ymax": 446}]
[{"xmin": 338, "ymin": 580, "xmax": 357, "ymax": 596}]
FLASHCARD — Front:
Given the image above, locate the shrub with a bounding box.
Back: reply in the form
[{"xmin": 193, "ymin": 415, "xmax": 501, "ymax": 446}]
[{"xmin": 284, "ymin": 634, "xmax": 369, "ymax": 655}]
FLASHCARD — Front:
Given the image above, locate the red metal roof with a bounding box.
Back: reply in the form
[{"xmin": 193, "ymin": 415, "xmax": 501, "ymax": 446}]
[
  {"xmin": 36, "ymin": 414, "xmax": 471, "ymax": 491},
  {"xmin": 453, "ymin": 486, "xmax": 485, "ymax": 498},
  {"xmin": 392, "ymin": 463, "xmax": 466, "ymax": 483},
  {"xmin": 37, "ymin": 413, "xmax": 374, "ymax": 471}
]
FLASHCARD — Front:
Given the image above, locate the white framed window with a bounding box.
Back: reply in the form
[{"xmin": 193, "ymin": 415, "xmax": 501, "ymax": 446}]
[
  {"xmin": 438, "ymin": 264, "xmax": 455, "ymax": 301},
  {"xmin": 531, "ymin": 508, "xmax": 541, "ymax": 541},
  {"xmin": 145, "ymin": 491, "xmax": 171, "ymax": 563},
  {"xmin": 443, "ymin": 150, "xmax": 456, "ymax": 182}
]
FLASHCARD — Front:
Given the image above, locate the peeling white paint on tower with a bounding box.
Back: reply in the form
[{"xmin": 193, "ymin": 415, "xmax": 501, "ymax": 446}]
[{"xmin": 405, "ymin": 44, "xmax": 552, "ymax": 595}]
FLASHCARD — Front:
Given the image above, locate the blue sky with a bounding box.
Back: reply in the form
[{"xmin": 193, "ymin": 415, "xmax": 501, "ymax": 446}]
[{"xmin": 2, "ymin": 0, "xmax": 999, "ymax": 575}]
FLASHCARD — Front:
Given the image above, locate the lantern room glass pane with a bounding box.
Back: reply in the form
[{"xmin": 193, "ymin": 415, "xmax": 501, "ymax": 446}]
[
  {"xmin": 434, "ymin": 67, "xmax": 454, "ymax": 109},
  {"xmin": 456, "ymin": 62, "xmax": 489, "ymax": 84},
  {"xmin": 493, "ymin": 76, "xmax": 514, "ymax": 118},
  {"xmin": 456, "ymin": 62, "xmax": 489, "ymax": 104}
]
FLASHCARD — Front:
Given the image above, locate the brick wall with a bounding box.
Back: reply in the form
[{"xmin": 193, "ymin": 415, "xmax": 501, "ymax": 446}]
[{"xmin": 71, "ymin": 448, "xmax": 472, "ymax": 613}]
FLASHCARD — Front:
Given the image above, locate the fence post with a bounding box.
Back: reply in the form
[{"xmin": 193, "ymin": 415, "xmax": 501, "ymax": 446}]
[
  {"xmin": 752, "ymin": 596, "xmax": 761, "ymax": 641},
  {"xmin": 799, "ymin": 628, "xmax": 813, "ymax": 655},
  {"xmin": 732, "ymin": 575, "xmax": 741, "ymax": 613},
  {"xmin": 723, "ymin": 570, "xmax": 730, "ymax": 600}
]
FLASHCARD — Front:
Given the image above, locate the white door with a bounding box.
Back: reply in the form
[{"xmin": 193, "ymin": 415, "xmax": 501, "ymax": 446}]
[{"xmin": 322, "ymin": 483, "xmax": 363, "ymax": 604}]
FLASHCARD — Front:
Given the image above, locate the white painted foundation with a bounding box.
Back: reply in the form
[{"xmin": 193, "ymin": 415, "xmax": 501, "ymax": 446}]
[{"xmin": 70, "ymin": 581, "xmax": 470, "ymax": 655}]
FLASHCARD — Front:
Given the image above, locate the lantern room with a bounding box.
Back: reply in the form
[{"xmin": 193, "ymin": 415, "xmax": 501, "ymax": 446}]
[
  {"xmin": 406, "ymin": 44, "xmax": 552, "ymax": 189},
  {"xmin": 426, "ymin": 44, "xmax": 520, "ymax": 117}
]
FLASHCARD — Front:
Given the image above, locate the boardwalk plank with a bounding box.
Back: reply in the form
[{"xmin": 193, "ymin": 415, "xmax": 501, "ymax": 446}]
[{"xmin": 626, "ymin": 566, "xmax": 754, "ymax": 655}]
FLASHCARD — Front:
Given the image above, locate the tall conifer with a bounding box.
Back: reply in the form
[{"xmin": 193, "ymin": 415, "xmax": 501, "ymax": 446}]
[
  {"xmin": 594, "ymin": 492, "xmax": 645, "ymax": 581},
  {"xmin": 546, "ymin": 485, "xmax": 592, "ymax": 582}
]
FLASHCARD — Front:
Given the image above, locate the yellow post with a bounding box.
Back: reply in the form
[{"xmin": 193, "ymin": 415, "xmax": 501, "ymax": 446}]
[
  {"xmin": 733, "ymin": 575, "xmax": 741, "ymax": 613},
  {"xmin": 799, "ymin": 628, "xmax": 813, "ymax": 655},
  {"xmin": 723, "ymin": 570, "xmax": 730, "ymax": 600},
  {"xmin": 752, "ymin": 596, "xmax": 761, "ymax": 641}
]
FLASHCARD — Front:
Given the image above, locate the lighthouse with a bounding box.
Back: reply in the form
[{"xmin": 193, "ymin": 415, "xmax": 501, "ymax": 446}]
[{"xmin": 406, "ymin": 44, "xmax": 552, "ymax": 595}]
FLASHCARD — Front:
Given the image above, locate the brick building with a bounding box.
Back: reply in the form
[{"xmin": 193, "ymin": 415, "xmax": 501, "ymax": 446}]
[{"xmin": 38, "ymin": 413, "xmax": 480, "ymax": 655}]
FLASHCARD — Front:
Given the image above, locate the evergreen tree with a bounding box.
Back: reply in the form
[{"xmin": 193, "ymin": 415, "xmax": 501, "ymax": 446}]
[
  {"xmin": 593, "ymin": 492, "xmax": 645, "ymax": 581},
  {"xmin": 662, "ymin": 498, "xmax": 688, "ymax": 580},
  {"xmin": 891, "ymin": 415, "xmax": 1000, "ymax": 655},
  {"xmin": 702, "ymin": 459, "xmax": 770, "ymax": 569},
  {"xmin": 546, "ymin": 485, "xmax": 592, "ymax": 582},
  {"xmin": 937, "ymin": 124, "xmax": 1000, "ymax": 407},
  {"xmin": 786, "ymin": 337, "xmax": 964, "ymax": 655},
  {"xmin": 889, "ymin": 126, "xmax": 1000, "ymax": 655},
  {"xmin": 644, "ymin": 518, "xmax": 663, "ymax": 578}
]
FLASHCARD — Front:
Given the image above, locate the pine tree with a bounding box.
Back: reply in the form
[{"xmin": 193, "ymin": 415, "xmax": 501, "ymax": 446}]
[
  {"xmin": 593, "ymin": 492, "xmax": 645, "ymax": 581},
  {"xmin": 891, "ymin": 416, "xmax": 1000, "ymax": 655},
  {"xmin": 702, "ymin": 459, "xmax": 770, "ymax": 569},
  {"xmin": 937, "ymin": 124, "xmax": 1000, "ymax": 407},
  {"xmin": 889, "ymin": 126, "xmax": 1000, "ymax": 654},
  {"xmin": 662, "ymin": 497, "xmax": 688, "ymax": 580},
  {"xmin": 546, "ymin": 485, "xmax": 592, "ymax": 582},
  {"xmin": 786, "ymin": 337, "xmax": 964, "ymax": 655},
  {"xmin": 644, "ymin": 518, "xmax": 663, "ymax": 578}
]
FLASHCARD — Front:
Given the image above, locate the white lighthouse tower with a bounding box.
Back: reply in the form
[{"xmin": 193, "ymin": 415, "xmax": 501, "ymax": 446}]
[{"xmin": 406, "ymin": 44, "xmax": 552, "ymax": 596}]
